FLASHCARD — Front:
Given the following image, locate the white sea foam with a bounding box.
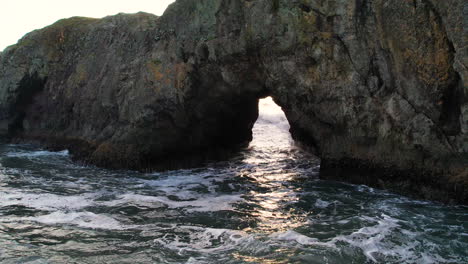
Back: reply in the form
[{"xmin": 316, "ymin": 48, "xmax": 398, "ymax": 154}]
[
  {"xmin": 314, "ymin": 199, "xmax": 331, "ymax": 208},
  {"xmin": 142, "ymin": 174, "xmax": 208, "ymax": 188},
  {"xmin": 153, "ymin": 225, "xmax": 263, "ymax": 255},
  {"xmin": 271, "ymin": 230, "xmax": 320, "ymax": 245},
  {"xmin": 324, "ymin": 214, "xmax": 463, "ymax": 263},
  {"xmin": 139, "ymin": 169, "xmax": 231, "ymax": 196},
  {"xmin": 330, "ymin": 214, "xmax": 400, "ymax": 262},
  {"xmin": 105, "ymin": 193, "xmax": 244, "ymax": 212},
  {"xmin": 0, "ymin": 190, "xmax": 94, "ymax": 211},
  {"xmin": 5, "ymin": 150, "xmax": 69, "ymax": 158},
  {"xmin": 29, "ymin": 211, "xmax": 124, "ymax": 230}
]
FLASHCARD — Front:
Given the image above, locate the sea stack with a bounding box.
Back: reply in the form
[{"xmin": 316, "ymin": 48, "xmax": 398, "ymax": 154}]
[{"xmin": 0, "ymin": 0, "xmax": 466, "ymax": 203}]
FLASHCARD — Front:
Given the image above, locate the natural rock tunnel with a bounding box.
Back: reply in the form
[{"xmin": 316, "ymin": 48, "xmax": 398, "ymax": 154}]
[{"xmin": 0, "ymin": 0, "xmax": 466, "ymax": 203}]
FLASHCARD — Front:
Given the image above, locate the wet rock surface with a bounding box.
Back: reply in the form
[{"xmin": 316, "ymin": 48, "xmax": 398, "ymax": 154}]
[{"xmin": 0, "ymin": 0, "xmax": 466, "ymax": 203}]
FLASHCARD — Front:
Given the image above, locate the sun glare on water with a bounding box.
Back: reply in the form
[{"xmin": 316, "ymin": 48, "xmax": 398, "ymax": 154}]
[{"xmin": 243, "ymin": 97, "xmax": 307, "ymax": 233}]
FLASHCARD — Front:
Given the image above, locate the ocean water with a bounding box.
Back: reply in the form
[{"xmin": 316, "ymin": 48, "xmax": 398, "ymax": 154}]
[{"xmin": 0, "ymin": 97, "xmax": 467, "ymax": 264}]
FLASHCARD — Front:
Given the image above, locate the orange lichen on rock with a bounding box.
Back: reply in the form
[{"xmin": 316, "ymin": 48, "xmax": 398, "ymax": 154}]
[{"xmin": 147, "ymin": 61, "xmax": 165, "ymax": 81}]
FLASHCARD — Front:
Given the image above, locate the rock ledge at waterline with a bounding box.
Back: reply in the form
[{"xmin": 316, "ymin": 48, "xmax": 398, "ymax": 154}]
[{"xmin": 0, "ymin": 0, "xmax": 466, "ymax": 204}]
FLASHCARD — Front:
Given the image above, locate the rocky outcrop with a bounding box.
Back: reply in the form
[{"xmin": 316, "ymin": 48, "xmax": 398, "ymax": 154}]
[{"xmin": 0, "ymin": 0, "xmax": 466, "ymax": 203}]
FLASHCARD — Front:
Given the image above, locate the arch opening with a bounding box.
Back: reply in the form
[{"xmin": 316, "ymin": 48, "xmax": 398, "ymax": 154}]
[
  {"xmin": 250, "ymin": 96, "xmax": 292, "ymax": 150},
  {"xmin": 245, "ymin": 96, "xmax": 320, "ymax": 170}
]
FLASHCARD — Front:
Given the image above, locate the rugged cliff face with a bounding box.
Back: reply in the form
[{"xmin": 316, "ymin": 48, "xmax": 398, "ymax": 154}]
[{"xmin": 0, "ymin": 0, "xmax": 466, "ymax": 203}]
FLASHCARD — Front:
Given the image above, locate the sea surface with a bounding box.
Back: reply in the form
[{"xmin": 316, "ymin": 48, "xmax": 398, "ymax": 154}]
[{"xmin": 0, "ymin": 97, "xmax": 467, "ymax": 264}]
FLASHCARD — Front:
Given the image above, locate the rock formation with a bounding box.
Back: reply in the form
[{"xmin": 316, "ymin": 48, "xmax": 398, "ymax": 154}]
[{"xmin": 0, "ymin": 0, "xmax": 466, "ymax": 203}]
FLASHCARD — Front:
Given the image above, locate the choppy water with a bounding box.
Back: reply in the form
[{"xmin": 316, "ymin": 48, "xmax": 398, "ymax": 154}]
[{"xmin": 0, "ymin": 97, "xmax": 467, "ymax": 264}]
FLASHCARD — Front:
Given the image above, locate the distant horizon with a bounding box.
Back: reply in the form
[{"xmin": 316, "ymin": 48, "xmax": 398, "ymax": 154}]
[{"xmin": 0, "ymin": 0, "xmax": 175, "ymax": 52}]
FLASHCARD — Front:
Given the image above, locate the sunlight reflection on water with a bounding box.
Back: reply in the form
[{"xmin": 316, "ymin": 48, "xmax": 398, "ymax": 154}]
[{"xmin": 243, "ymin": 97, "xmax": 309, "ymax": 234}]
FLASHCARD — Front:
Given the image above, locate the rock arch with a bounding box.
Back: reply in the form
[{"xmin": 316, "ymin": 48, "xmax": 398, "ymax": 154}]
[{"xmin": 0, "ymin": 0, "xmax": 466, "ymax": 203}]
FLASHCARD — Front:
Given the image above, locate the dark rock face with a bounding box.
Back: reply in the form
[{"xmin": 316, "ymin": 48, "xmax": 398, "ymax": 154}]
[{"xmin": 0, "ymin": 0, "xmax": 466, "ymax": 203}]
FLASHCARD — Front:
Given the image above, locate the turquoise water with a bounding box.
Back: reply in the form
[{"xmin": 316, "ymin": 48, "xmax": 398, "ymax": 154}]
[{"xmin": 0, "ymin": 98, "xmax": 467, "ymax": 263}]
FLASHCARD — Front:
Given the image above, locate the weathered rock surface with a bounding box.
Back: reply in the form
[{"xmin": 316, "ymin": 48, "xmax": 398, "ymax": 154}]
[{"xmin": 0, "ymin": 0, "xmax": 466, "ymax": 203}]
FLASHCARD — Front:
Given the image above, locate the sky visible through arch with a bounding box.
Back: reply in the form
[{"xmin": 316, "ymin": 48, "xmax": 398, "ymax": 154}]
[{"xmin": 0, "ymin": 0, "xmax": 175, "ymax": 52}]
